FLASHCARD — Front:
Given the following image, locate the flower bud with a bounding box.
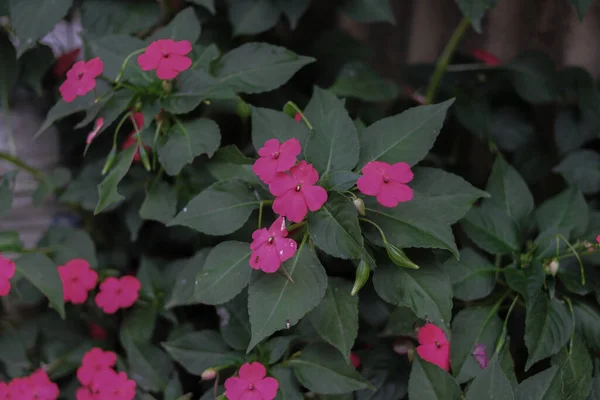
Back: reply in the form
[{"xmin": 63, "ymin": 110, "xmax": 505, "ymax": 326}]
[
  {"xmin": 584, "ymin": 241, "xmax": 596, "ymax": 253},
  {"xmin": 351, "ymin": 260, "xmax": 370, "ymax": 296},
  {"xmin": 407, "ymin": 348, "xmax": 415, "ymax": 363},
  {"xmin": 161, "ymin": 79, "xmax": 172, "ymax": 94},
  {"xmin": 138, "ymin": 145, "xmax": 152, "ymax": 171},
  {"xmin": 201, "ymin": 368, "xmax": 217, "ymax": 381},
  {"xmin": 101, "ymin": 148, "xmax": 117, "ymax": 175},
  {"xmin": 353, "ymin": 198, "xmax": 365, "ymax": 216},
  {"xmin": 544, "ymin": 259, "xmax": 559, "ymax": 276},
  {"xmin": 235, "ymin": 98, "xmax": 251, "ymax": 119},
  {"xmin": 385, "ymin": 243, "xmax": 419, "ymax": 269}
]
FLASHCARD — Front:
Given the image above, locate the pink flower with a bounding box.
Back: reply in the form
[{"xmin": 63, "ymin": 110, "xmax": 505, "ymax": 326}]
[
  {"xmin": 95, "ymin": 276, "xmax": 141, "ymax": 314},
  {"xmin": 0, "ymin": 255, "xmax": 16, "ymax": 297},
  {"xmin": 416, "ymin": 323, "xmax": 450, "ymax": 372},
  {"xmin": 59, "ymin": 57, "xmax": 103, "ymax": 103},
  {"xmin": 350, "ymin": 353, "xmax": 361, "ymax": 369},
  {"xmin": 250, "ymin": 216, "xmax": 297, "ymax": 273},
  {"xmin": 252, "ymin": 138, "xmax": 301, "ymax": 184},
  {"xmin": 58, "ymin": 259, "xmax": 98, "ymax": 304},
  {"xmin": 137, "ymin": 39, "xmax": 192, "ymax": 80},
  {"xmin": 89, "ymin": 323, "xmax": 108, "ymax": 341},
  {"xmin": 224, "ymin": 362, "xmax": 278, "ymax": 400},
  {"xmin": 8, "ymin": 377, "xmax": 34, "ymax": 398},
  {"xmin": 357, "ymin": 161, "xmax": 413, "ymax": 208},
  {"xmin": 471, "ymin": 49, "xmax": 502, "ymax": 66},
  {"xmin": 91, "ymin": 369, "xmax": 136, "ymax": 400},
  {"xmin": 77, "ymin": 348, "xmax": 117, "ymax": 386},
  {"xmin": 122, "ymin": 113, "xmax": 149, "ymax": 163},
  {"xmin": 28, "ymin": 369, "xmax": 60, "ymax": 400},
  {"xmin": 76, "ymin": 386, "xmax": 99, "ymax": 400},
  {"xmin": 596, "ymin": 235, "xmax": 600, "ymax": 244},
  {"xmin": 294, "ymin": 113, "xmax": 302, "ymax": 122},
  {"xmin": 87, "ymin": 118, "xmax": 104, "ymax": 145},
  {"xmin": 472, "ymin": 343, "xmax": 489, "ymax": 369},
  {"xmin": 270, "ymin": 161, "xmax": 328, "ymax": 223}
]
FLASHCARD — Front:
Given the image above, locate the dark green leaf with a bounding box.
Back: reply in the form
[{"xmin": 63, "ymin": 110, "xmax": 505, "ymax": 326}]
[
  {"xmin": 384, "ymin": 307, "xmax": 421, "ymax": 336},
  {"xmin": 190, "ymin": 44, "xmax": 220, "ymax": 71},
  {"xmin": 573, "ymin": 300, "xmax": 600, "ymax": 352},
  {"xmin": 251, "ymin": 106, "xmax": 309, "ymax": 152},
  {"xmin": 214, "ymin": 43, "xmax": 315, "ymax": 94},
  {"xmin": 408, "ymin": 355, "xmax": 462, "ymax": 400},
  {"xmin": 140, "ymin": 181, "xmax": 177, "ymax": 224},
  {"xmin": 454, "ymin": 0, "xmax": 498, "ymax": 32},
  {"xmin": 305, "ymin": 87, "xmax": 359, "ymax": 176},
  {"xmin": 570, "ymin": 0, "xmax": 594, "ymax": 20},
  {"xmin": 465, "ymin": 355, "xmax": 514, "ymax": 400},
  {"xmin": 357, "ymin": 99, "xmax": 454, "ymax": 168},
  {"xmin": 19, "ymin": 45, "xmax": 53, "ymax": 95},
  {"xmin": 229, "ymin": 0, "xmax": 280, "ymax": 36},
  {"xmin": 190, "ymin": 0, "xmax": 215, "ymax": 13},
  {"xmin": 273, "ymin": 0, "xmax": 310, "ymax": 29},
  {"xmin": 320, "ymin": 171, "xmax": 360, "ymax": 192},
  {"xmin": 194, "ymin": 241, "xmax": 252, "ymax": 305},
  {"xmin": 373, "ymin": 258, "xmax": 452, "ymax": 331},
  {"xmin": 86, "ymin": 34, "xmax": 146, "ymax": 81},
  {"xmin": 149, "ymin": 7, "xmax": 201, "ymax": 43},
  {"xmin": 309, "ymin": 277, "xmax": 358, "ymax": 359},
  {"xmin": 218, "ymin": 292, "xmax": 251, "ymax": 351},
  {"xmin": 508, "ymin": 52, "xmax": 558, "ymax": 103},
  {"xmin": 272, "ymin": 364, "xmax": 303, "ymax": 400},
  {"xmin": 247, "ymin": 245, "xmax": 327, "ymax": 350},
  {"xmin": 554, "ymin": 150, "xmax": 600, "ymax": 194},
  {"xmin": 461, "ymin": 203, "xmax": 521, "ymax": 254},
  {"xmin": 16, "ymin": 253, "xmax": 64, "ymax": 318},
  {"xmin": 121, "ymin": 329, "xmax": 173, "ymax": 392},
  {"xmin": 330, "ymin": 61, "xmax": 399, "ymax": 102},
  {"xmin": 289, "ymin": 343, "xmax": 372, "ymax": 394},
  {"xmin": 535, "ymin": 187, "xmax": 588, "ymax": 238},
  {"xmin": 444, "ymin": 248, "xmax": 495, "ymax": 301},
  {"xmin": 164, "ymin": 372, "xmax": 183, "ymax": 400},
  {"xmin": 264, "ymin": 336, "xmax": 294, "ymax": 364},
  {"xmin": 95, "ymin": 89, "xmax": 135, "ymax": 135},
  {"xmin": 165, "ymin": 249, "xmax": 211, "ymax": 309},
  {"xmin": 81, "ymin": 0, "xmax": 159, "ymax": 37},
  {"xmin": 0, "ymin": 231, "xmax": 22, "ymax": 252},
  {"xmin": 39, "ymin": 227, "xmax": 97, "ymax": 267},
  {"xmin": 158, "ymin": 118, "xmax": 221, "ymax": 176},
  {"xmin": 0, "ymin": 170, "xmax": 16, "ymax": 218},
  {"xmin": 94, "ymin": 145, "xmax": 137, "ymax": 214},
  {"xmin": 554, "ymin": 109, "xmax": 596, "ymax": 155},
  {"xmin": 122, "ymin": 304, "xmax": 158, "ymax": 344},
  {"xmin": 547, "ymin": 335, "xmax": 593, "ymax": 400},
  {"xmin": 341, "ymin": 0, "xmax": 396, "ymax": 24},
  {"xmin": 169, "ymin": 179, "xmax": 260, "ymax": 235},
  {"xmin": 514, "ymin": 365, "xmax": 559, "ymax": 400},
  {"xmin": 503, "ymin": 263, "xmax": 544, "ymax": 304}
]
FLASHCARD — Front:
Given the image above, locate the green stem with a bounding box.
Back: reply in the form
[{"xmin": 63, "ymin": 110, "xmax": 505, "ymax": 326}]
[
  {"xmin": 287, "ymin": 221, "xmax": 306, "ymax": 232},
  {"xmin": 258, "ymin": 201, "xmax": 264, "ymax": 229},
  {"xmin": 152, "ymin": 121, "xmax": 163, "ymax": 170},
  {"xmin": 556, "ymin": 234, "xmax": 585, "ymax": 285},
  {"xmin": 0, "ymin": 151, "xmax": 45, "ymax": 181},
  {"xmin": 424, "ymin": 17, "xmax": 471, "ymax": 104},
  {"xmin": 115, "ymin": 48, "xmax": 145, "ymax": 83},
  {"xmin": 359, "ymin": 217, "xmax": 387, "ymax": 243},
  {"xmin": 563, "ymin": 296, "xmax": 575, "ymax": 354},
  {"xmin": 495, "ymin": 294, "xmax": 519, "ymax": 354},
  {"xmin": 113, "ymin": 112, "xmax": 133, "ymax": 148},
  {"xmin": 284, "ymin": 101, "xmax": 313, "ymax": 130}
]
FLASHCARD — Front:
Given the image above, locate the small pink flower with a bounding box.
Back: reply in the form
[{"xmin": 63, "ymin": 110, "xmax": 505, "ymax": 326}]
[
  {"xmin": 472, "ymin": 49, "xmax": 502, "ymax": 66},
  {"xmin": 89, "ymin": 323, "xmax": 108, "ymax": 341},
  {"xmin": 0, "ymin": 255, "xmax": 16, "ymax": 297},
  {"xmin": 8, "ymin": 377, "xmax": 33, "ymax": 398},
  {"xmin": 252, "ymin": 138, "xmax": 301, "ymax": 184},
  {"xmin": 87, "ymin": 118, "xmax": 104, "ymax": 145},
  {"xmin": 76, "ymin": 386, "xmax": 98, "ymax": 400},
  {"xmin": 270, "ymin": 161, "xmax": 328, "ymax": 222},
  {"xmin": 91, "ymin": 369, "xmax": 136, "ymax": 400},
  {"xmin": 122, "ymin": 113, "xmax": 149, "ymax": 163},
  {"xmin": 59, "ymin": 57, "xmax": 103, "ymax": 103},
  {"xmin": 95, "ymin": 276, "xmax": 141, "ymax": 314},
  {"xmin": 0, "ymin": 382, "xmax": 8, "ymax": 399},
  {"xmin": 58, "ymin": 259, "xmax": 98, "ymax": 304},
  {"xmin": 224, "ymin": 362, "xmax": 278, "ymax": 400},
  {"xmin": 596, "ymin": 235, "xmax": 600, "ymax": 244},
  {"xmin": 77, "ymin": 348, "xmax": 117, "ymax": 386},
  {"xmin": 28, "ymin": 369, "xmax": 60, "ymax": 400},
  {"xmin": 416, "ymin": 323, "xmax": 450, "ymax": 372},
  {"xmin": 350, "ymin": 353, "xmax": 361, "ymax": 368},
  {"xmin": 250, "ymin": 216, "xmax": 297, "ymax": 273},
  {"xmin": 357, "ymin": 161, "xmax": 413, "ymax": 208},
  {"xmin": 137, "ymin": 39, "xmax": 192, "ymax": 80},
  {"xmin": 472, "ymin": 343, "xmax": 489, "ymax": 369},
  {"xmin": 294, "ymin": 113, "xmax": 302, "ymax": 122}
]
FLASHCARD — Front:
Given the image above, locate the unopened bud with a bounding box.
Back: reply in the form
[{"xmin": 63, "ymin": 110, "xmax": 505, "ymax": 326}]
[
  {"xmin": 351, "ymin": 260, "xmax": 370, "ymax": 296},
  {"xmin": 353, "ymin": 198, "xmax": 365, "ymax": 216},
  {"xmin": 201, "ymin": 368, "xmax": 217, "ymax": 381},
  {"xmin": 584, "ymin": 241, "xmax": 596, "ymax": 253},
  {"xmin": 101, "ymin": 148, "xmax": 117, "ymax": 175},
  {"xmin": 544, "ymin": 259, "xmax": 559, "ymax": 276},
  {"xmin": 235, "ymin": 98, "xmax": 251, "ymax": 119},
  {"xmin": 392, "ymin": 338, "xmax": 414, "ymax": 356},
  {"xmin": 407, "ymin": 348, "xmax": 415, "ymax": 363},
  {"xmin": 134, "ymin": 100, "xmax": 142, "ymax": 112},
  {"xmin": 161, "ymin": 80, "xmax": 172, "ymax": 94},
  {"xmin": 385, "ymin": 243, "xmax": 419, "ymax": 269}
]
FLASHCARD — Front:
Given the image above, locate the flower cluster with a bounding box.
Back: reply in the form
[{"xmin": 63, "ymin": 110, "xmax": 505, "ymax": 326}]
[
  {"xmin": 0, "ymin": 369, "xmax": 59, "ymax": 399},
  {"xmin": 76, "ymin": 348, "xmax": 136, "ymax": 400},
  {"xmin": 95, "ymin": 276, "xmax": 141, "ymax": 314},
  {"xmin": 0, "ymin": 255, "xmax": 16, "ymax": 297},
  {"xmin": 224, "ymin": 362, "xmax": 278, "ymax": 400},
  {"xmin": 58, "ymin": 259, "xmax": 98, "ymax": 304}
]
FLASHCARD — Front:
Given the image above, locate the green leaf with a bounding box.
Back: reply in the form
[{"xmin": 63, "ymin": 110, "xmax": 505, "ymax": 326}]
[
  {"xmin": 384, "ymin": 306, "xmax": 421, "ymax": 336},
  {"xmin": 411, "ymin": 167, "xmax": 489, "ymax": 224},
  {"xmin": 535, "ymin": 187, "xmax": 588, "ymax": 238},
  {"xmin": 485, "ymin": 156, "xmax": 534, "ymax": 224},
  {"xmin": 251, "ymin": 106, "xmax": 310, "ymax": 152},
  {"xmin": 140, "ymin": 181, "xmax": 177, "ymax": 224},
  {"xmin": 570, "ymin": 0, "xmax": 594, "ymax": 20},
  {"xmin": 304, "ymin": 87, "xmax": 359, "ymax": 176},
  {"xmin": 373, "ymin": 258, "xmax": 452, "ymax": 331},
  {"xmin": 164, "ymin": 372, "xmax": 184, "ymax": 400},
  {"xmin": 363, "ymin": 197, "xmax": 458, "ymax": 257},
  {"xmin": 514, "ymin": 365, "xmax": 559, "ymax": 400},
  {"xmin": 408, "ymin": 355, "xmax": 462, "ymax": 400},
  {"xmin": 357, "ymin": 99, "xmax": 454, "ymax": 168},
  {"xmin": 157, "ymin": 118, "xmax": 221, "ymax": 176},
  {"xmin": 356, "ymin": 349, "xmax": 409, "ymax": 400},
  {"xmin": 86, "ymin": 34, "xmax": 146, "ymax": 81},
  {"xmin": 524, "ymin": 294, "xmax": 573, "ymax": 370},
  {"xmin": 229, "ymin": 0, "xmax": 280, "ymax": 36},
  {"xmin": 190, "ymin": 44, "xmax": 220, "ymax": 71},
  {"xmin": 162, "ymin": 330, "xmax": 237, "ymax": 375},
  {"xmin": 554, "ymin": 109, "xmax": 596, "ymax": 155},
  {"xmin": 451, "ymin": 306, "xmax": 503, "ymax": 383},
  {"xmin": 547, "ymin": 335, "xmax": 593, "ymax": 400},
  {"xmin": 122, "ymin": 304, "xmax": 158, "ymax": 344},
  {"xmin": 272, "ymin": 365, "xmax": 303, "ymax": 400},
  {"xmin": 309, "ymin": 277, "xmax": 358, "ymax": 360},
  {"xmin": 39, "ymin": 227, "xmax": 97, "ymax": 267},
  {"xmin": 341, "ymin": 0, "xmax": 396, "ymax": 24},
  {"xmin": 454, "ymin": 0, "xmax": 498, "ymax": 32},
  {"xmin": 194, "ymin": 241, "xmax": 252, "ymax": 305},
  {"xmin": 461, "ymin": 203, "xmax": 521, "ymax": 254},
  {"xmin": 16, "ymin": 253, "xmax": 64, "ymax": 318},
  {"xmin": 272, "ymin": 0, "xmax": 310, "ymax": 29},
  {"xmin": 121, "ymin": 329, "xmax": 173, "ymax": 392},
  {"xmin": 0, "ymin": 170, "xmax": 16, "ymax": 218},
  {"xmin": 247, "ymin": 244, "xmax": 327, "ymax": 350},
  {"xmin": 465, "ymin": 355, "xmax": 514, "ymax": 400},
  {"xmin": 218, "ymin": 292, "xmax": 251, "ymax": 351},
  {"xmin": 165, "ymin": 249, "xmax": 211, "ymax": 309},
  {"xmin": 288, "ymin": 343, "xmax": 372, "ymax": 394},
  {"xmin": 19, "ymin": 45, "xmax": 53, "ymax": 95},
  {"xmin": 507, "ymin": 52, "xmax": 558, "ymax": 104},
  {"xmin": 162, "ymin": 69, "xmax": 237, "ymax": 115},
  {"xmin": 81, "ymin": 0, "xmax": 159, "ymax": 37},
  {"xmin": 307, "ymin": 193, "xmax": 364, "ymax": 260},
  {"xmin": 95, "ymin": 89, "xmax": 135, "ymax": 135},
  {"xmin": 9, "ymin": 0, "xmax": 72, "ymax": 56},
  {"xmin": 149, "ymin": 7, "xmax": 201, "ymax": 43},
  {"xmin": 444, "ymin": 248, "xmax": 495, "ymax": 301},
  {"xmin": 573, "ymin": 300, "xmax": 600, "ymax": 352},
  {"xmin": 0, "ymin": 231, "xmax": 22, "ymax": 252},
  {"xmin": 320, "ymin": 171, "xmax": 361, "ymax": 192},
  {"xmin": 169, "ymin": 179, "xmax": 260, "ymax": 235},
  {"xmin": 503, "ymin": 262, "xmax": 545, "ymax": 305},
  {"xmin": 190, "ymin": 0, "xmax": 215, "ymax": 13},
  {"xmin": 214, "ymin": 43, "xmax": 315, "ymax": 94},
  {"xmin": 94, "ymin": 145, "xmax": 137, "ymax": 214},
  {"xmin": 554, "ymin": 150, "xmax": 600, "ymax": 194},
  {"xmin": 264, "ymin": 336, "xmax": 294, "ymax": 364},
  {"xmin": 330, "ymin": 62, "xmax": 399, "ymax": 102}
]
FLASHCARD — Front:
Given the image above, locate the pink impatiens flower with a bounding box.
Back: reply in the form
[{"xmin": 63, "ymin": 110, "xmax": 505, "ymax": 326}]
[
  {"xmin": 472, "ymin": 343, "xmax": 489, "ymax": 369},
  {"xmin": 91, "ymin": 369, "xmax": 136, "ymax": 400},
  {"xmin": 224, "ymin": 362, "xmax": 279, "ymax": 400},
  {"xmin": 77, "ymin": 348, "xmax": 117, "ymax": 386},
  {"xmin": 252, "ymin": 138, "xmax": 301, "ymax": 184},
  {"xmin": 95, "ymin": 276, "xmax": 141, "ymax": 314},
  {"xmin": 270, "ymin": 161, "xmax": 328, "ymax": 222},
  {"xmin": 58, "ymin": 259, "xmax": 98, "ymax": 304},
  {"xmin": 0, "ymin": 255, "xmax": 16, "ymax": 296},
  {"xmin": 59, "ymin": 57, "xmax": 104, "ymax": 103},
  {"xmin": 250, "ymin": 216, "xmax": 297, "ymax": 273},
  {"xmin": 28, "ymin": 369, "xmax": 60, "ymax": 400},
  {"xmin": 357, "ymin": 161, "xmax": 413, "ymax": 208},
  {"xmin": 137, "ymin": 39, "xmax": 192, "ymax": 80},
  {"xmin": 596, "ymin": 234, "xmax": 600, "ymax": 244},
  {"xmin": 416, "ymin": 323, "xmax": 450, "ymax": 372},
  {"xmin": 87, "ymin": 118, "xmax": 104, "ymax": 145},
  {"xmin": 350, "ymin": 353, "xmax": 361, "ymax": 369}
]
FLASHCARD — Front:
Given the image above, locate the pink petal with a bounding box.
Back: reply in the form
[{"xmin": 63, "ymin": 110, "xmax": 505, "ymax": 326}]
[
  {"xmin": 68, "ymin": 285, "xmax": 89, "ymax": 304},
  {"xmin": 268, "ymin": 216, "xmax": 288, "ymax": 238},
  {"xmin": 302, "ymin": 185, "xmax": 328, "ymax": 211},
  {"xmin": 95, "ymin": 291, "xmax": 119, "ymax": 314},
  {"xmin": 99, "ymin": 277, "xmax": 120, "ymax": 292},
  {"xmin": 76, "ymin": 76, "xmax": 97, "ymax": 96},
  {"xmin": 277, "ymin": 138, "xmax": 301, "ymax": 172},
  {"xmin": 273, "ymin": 192, "xmax": 308, "ymax": 223},
  {"xmin": 257, "ymin": 139, "xmax": 281, "ymax": 157},
  {"xmin": 390, "ymin": 182, "xmax": 413, "ymax": 203},
  {"xmin": 417, "ymin": 343, "xmax": 450, "ymax": 371},
  {"xmin": 290, "ymin": 161, "xmax": 319, "ymax": 185},
  {"xmin": 350, "ymin": 353, "xmax": 361, "ymax": 368},
  {"xmin": 132, "ymin": 112, "xmax": 144, "ymax": 131},
  {"xmin": 240, "ymin": 390, "xmax": 263, "ymax": 400},
  {"xmin": 137, "ymin": 52, "xmax": 159, "ymax": 71},
  {"xmin": 389, "ymin": 162, "xmax": 414, "ymax": 184},
  {"xmin": 418, "ymin": 323, "xmax": 447, "ymax": 345},
  {"xmin": 156, "ymin": 62, "xmax": 179, "ymax": 80},
  {"xmin": 472, "ymin": 344, "xmax": 489, "ymax": 369},
  {"xmin": 258, "ymin": 245, "xmax": 282, "ymax": 273},
  {"xmin": 250, "ymin": 244, "xmax": 270, "ymax": 270},
  {"xmin": 85, "ymin": 57, "xmax": 104, "ymax": 78},
  {"xmin": 376, "ymin": 185, "xmax": 401, "ymax": 208},
  {"xmin": 255, "ymin": 377, "xmax": 279, "ymax": 400},
  {"xmin": 168, "ymin": 54, "xmax": 192, "ymax": 72},
  {"xmin": 0, "ymin": 279, "xmax": 10, "ymax": 296},
  {"xmin": 274, "ymin": 237, "xmax": 297, "ymax": 263},
  {"xmin": 170, "ymin": 40, "xmax": 192, "ymax": 55},
  {"xmin": 225, "ymin": 377, "xmax": 248, "ymax": 400},
  {"xmin": 59, "ymin": 80, "xmax": 78, "ymax": 102},
  {"xmin": 81, "ymin": 269, "xmax": 99, "ymax": 290},
  {"xmin": 0, "ymin": 256, "xmax": 15, "ymax": 279},
  {"xmin": 268, "ymin": 173, "xmax": 296, "ymax": 197},
  {"xmin": 361, "ymin": 161, "xmax": 388, "ymax": 178},
  {"xmin": 239, "ymin": 362, "xmax": 266, "ymax": 383},
  {"xmin": 357, "ymin": 175, "xmax": 382, "ymax": 196},
  {"xmin": 250, "ymin": 228, "xmax": 270, "ymax": 250},
  {"xmin": 118, "ymin": 276, "xmax": 141, "ymax": 308},
  {"xmin": 252, "ymin": 157, "xmax": 278, "ymax": 184},
  {"xmin": 66, "ymin": 61, "xmax": 86, "ymax": 80}
]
